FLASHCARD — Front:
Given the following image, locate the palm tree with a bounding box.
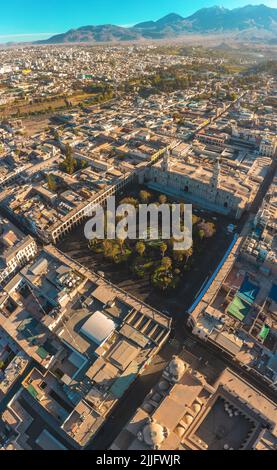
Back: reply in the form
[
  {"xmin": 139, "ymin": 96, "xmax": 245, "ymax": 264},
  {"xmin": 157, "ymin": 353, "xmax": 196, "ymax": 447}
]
[
  {"xmin": 173, "ymin": 250, "xmax": 185, "ymax": 263},
  {"xmin": 161, "ymin": 257, "xmax": 172, "ymax": 271},
  {"xmin": 159, "ymin": 194, "xmax": 167, "ymax": 205},
  {"xmin": 120, "ymin": 197, "xmax": 138, "ymax": 208},
  {"xmin": 136, "ymin": 242, "xmax": 146, "ymax": 258},
  {"xmin": 160, "ymin": 242, "xmax": 168, "ymax": 258},
  {"xmin": 184, "ymin": 247, "xmax": 193, "ymax": 263},
  {"xmin": 199, "ymin": 229, "xmax": 205, "ymax": 240},
  {"xmin": 47, "ymin": 174, "xmax": 57, "ymax": 192},
  {"xmin": 64, "ymin": 143, "xmax": 73, "ymax": 158},
  {"xmin": 103, "ymin": 240, "xmax": 115, "ymax": 259},
  {"xmin": 139, "ymin": 190, "xmax": 152, "ymax": 203},
  {"xmin": 53, "ymin": 129, "xmax": 60, "ymax": 141}
]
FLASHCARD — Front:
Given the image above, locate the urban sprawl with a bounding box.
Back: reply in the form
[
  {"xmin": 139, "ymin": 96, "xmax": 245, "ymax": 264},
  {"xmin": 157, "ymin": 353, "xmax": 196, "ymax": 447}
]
[{"xmin": 0, "ymin": 43, "xmax": 276, "ymax": 451}]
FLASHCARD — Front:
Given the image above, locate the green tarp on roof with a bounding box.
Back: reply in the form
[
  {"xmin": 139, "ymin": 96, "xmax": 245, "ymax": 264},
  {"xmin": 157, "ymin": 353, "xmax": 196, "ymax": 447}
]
[
  {"xmin": 259, "ymin": 325, "xmax": 270, "ymax": 341},
  {"xmin": 27, "ymin": 384, "xmax": 39, "ymax": 399},
  {"xmin": 227, "ymin": 295, "xmax": 250, "ymax": 321},
  {"xmin": 36, "ymin": 347, "xmax": 49, "ymax": 360}
]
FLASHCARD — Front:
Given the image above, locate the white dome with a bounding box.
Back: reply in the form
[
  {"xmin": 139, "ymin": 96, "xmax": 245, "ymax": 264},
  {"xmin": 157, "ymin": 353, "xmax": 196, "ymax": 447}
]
[
  {"xmin": 176, "ymin": 426, "xmax": 186, "ymax": 438},
  {"xmin": 142, "ymin": 422, "xmax": 166, "ymax": 447},
  {"xmin": 184, "ymin": 414, "xmax": 194, "ymax": 426},
  {"xmin": 168, "ymin": 357, "xmax": 186, "ymax": 381},
  {"xmin": 192, "ymin": 402, "xmax": 202, "ymax": 413},
  {"xmin": 6, "ymin": 444, "xmax": 15, "ymax": 450}
]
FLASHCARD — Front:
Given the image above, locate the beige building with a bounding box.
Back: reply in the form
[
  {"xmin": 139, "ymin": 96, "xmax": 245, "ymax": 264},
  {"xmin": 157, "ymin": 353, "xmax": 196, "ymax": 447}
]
[
  {"xmin": 111, "ymin": 356, "xmax": 277, "ymax": 451},
  {"xmin": 0, "ymin": 245, "xmax": 171, "ymax": 449},
  {"xmin": 141, "ymin": 151, "xmax": 271, "ymax": 219}
]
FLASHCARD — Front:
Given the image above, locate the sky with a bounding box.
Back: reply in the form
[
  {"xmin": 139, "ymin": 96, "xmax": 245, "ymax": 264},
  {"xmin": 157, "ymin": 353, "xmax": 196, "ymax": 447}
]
[{"xmin": 0, "ymin": 0, "xmax": 277, "ymax": 42}]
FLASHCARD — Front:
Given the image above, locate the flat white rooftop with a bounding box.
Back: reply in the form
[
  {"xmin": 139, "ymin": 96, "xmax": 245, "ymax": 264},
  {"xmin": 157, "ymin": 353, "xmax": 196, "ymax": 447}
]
[{"xmin": 80, "ymin": 311, "xmax": 117, "ymax": 346}]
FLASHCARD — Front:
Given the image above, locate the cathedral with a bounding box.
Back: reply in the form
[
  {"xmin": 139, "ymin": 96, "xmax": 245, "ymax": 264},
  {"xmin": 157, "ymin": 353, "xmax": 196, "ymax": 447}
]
[{"xmin": 140, "ymin": 149, "xmax": 266, "ymax": 220}]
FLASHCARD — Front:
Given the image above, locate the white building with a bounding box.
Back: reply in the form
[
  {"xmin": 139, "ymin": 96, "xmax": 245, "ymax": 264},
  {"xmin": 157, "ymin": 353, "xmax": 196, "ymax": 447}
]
[
  {"xmin": 259, "ymin": 137, "xmax": 277, "ymax": 158},
  {"xmin": 0, "ymin": 218, "xmax": 37, "ymax": 285}
]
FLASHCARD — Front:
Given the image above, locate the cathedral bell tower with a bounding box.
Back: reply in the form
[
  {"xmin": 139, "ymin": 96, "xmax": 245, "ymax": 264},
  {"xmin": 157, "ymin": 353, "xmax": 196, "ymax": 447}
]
[
  {"xmin": 162, "ymin": 149, "xmax": 171, "ymax": 172},
  {"xmin": 210, "ymin": 157, "xmax": 221, "ymax": 200}
]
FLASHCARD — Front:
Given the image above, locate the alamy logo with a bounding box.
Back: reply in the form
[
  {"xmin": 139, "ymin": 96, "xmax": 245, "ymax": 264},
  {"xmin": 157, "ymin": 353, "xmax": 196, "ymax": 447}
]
[{"xmin": 84, "ymin": 197, "xmax": 192, "ymax": 251}]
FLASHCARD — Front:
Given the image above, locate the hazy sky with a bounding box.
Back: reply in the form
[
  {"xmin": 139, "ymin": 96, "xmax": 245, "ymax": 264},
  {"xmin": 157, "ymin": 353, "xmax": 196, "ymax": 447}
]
[{"xmin": 1, "ymin": 1, "xmax": 277, "ymax": 42}]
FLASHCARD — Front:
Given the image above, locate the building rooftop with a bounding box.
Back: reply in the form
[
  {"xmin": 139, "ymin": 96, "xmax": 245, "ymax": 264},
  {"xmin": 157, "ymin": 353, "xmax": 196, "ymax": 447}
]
[{"xmin": 111, "ymin": 357, "xmax": 277, "ymax": 451}]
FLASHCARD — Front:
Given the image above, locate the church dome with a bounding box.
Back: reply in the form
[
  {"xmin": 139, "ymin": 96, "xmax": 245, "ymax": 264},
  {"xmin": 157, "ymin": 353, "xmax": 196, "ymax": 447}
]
[
  {"xmin": 142, "ymin": 422, "xmax": 166, "ymax": 448},
  {"xmin": 192, "ymin": 402, "xmax": 202, "ymax": 413},
  {"xmin": 168, "ymin": 356, "xmax": 186, "ymax": 381},
  {"xmin": 176, "ymin": 426, "xmax": 186, "ymax": 438}
]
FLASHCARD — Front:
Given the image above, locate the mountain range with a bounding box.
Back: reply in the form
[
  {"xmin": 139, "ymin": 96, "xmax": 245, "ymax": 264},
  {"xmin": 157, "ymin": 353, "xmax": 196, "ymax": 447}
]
[{"xmin": 37, "ymin": 5, "xmax": 277, "ymax": 44}]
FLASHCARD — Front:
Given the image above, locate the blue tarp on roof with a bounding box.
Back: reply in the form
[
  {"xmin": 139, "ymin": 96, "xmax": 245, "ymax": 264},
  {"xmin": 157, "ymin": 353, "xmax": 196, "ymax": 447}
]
[
  {"xmin": 269, "ymin": 284, "xmax": 277, "ymax": 303},
  {"xmin": 188, "ymin": 234, "xmax": 238, "ymax": 315},
  {"xmin": 238, "ymin": 275, "xmax": 259, "ymax": 305},
  {"xmin": 267, "ymin": 354, "xmax": 277, "ymax": 374}
]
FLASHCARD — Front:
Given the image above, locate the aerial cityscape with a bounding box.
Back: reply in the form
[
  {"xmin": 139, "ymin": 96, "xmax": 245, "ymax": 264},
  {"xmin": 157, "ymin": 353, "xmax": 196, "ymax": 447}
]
[{"xmin": 0, "ymin": 0, "xmax": 276, "ymax": 456}]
